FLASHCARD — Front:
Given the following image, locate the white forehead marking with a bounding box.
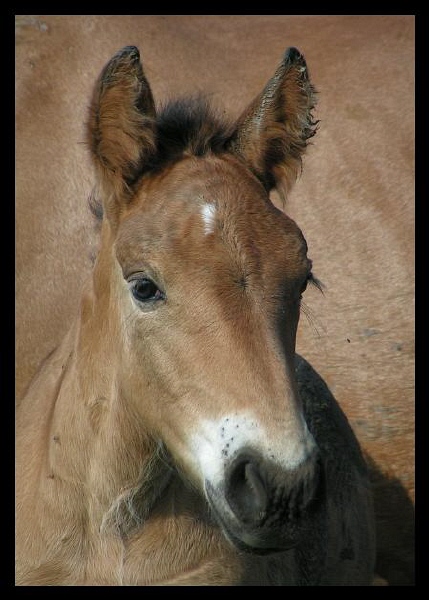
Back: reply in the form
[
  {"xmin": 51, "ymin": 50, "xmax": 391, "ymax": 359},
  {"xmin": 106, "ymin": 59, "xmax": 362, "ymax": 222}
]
[{"xmin": 201, "ymin": 203, "xmax": 216, "ymax": 235}]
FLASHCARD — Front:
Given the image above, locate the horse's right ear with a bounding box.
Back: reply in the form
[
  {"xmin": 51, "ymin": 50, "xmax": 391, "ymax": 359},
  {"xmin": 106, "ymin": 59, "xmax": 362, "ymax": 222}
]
[{"xmin": 87, "ymin": 46, "xmax": 156, "ymax": 225}]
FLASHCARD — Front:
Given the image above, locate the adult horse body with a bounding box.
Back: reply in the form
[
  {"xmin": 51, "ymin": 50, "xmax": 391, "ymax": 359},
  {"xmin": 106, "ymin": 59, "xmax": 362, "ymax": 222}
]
[{"xmin": 15, "ymin": 46, "xmax": 375, "ymax": 585}]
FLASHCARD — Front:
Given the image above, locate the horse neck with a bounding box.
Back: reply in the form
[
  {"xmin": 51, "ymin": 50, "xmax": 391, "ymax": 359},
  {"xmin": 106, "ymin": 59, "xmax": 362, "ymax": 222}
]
[{"xmin": 18, "ymin": 223, "xmax": 169, "ymax": 535}]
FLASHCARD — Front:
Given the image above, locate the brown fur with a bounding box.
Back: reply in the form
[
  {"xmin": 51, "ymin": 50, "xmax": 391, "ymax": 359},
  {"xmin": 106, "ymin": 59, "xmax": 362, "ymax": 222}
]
[{"xmin": 16, "ymin": 16, "xmax": 414, "ymax": 585}]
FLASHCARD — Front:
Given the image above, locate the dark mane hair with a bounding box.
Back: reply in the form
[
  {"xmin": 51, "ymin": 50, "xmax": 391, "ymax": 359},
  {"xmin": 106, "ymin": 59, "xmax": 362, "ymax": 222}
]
[{"xmin": 149, "ymin": 94, "xmax": 235, "ymax": 170}]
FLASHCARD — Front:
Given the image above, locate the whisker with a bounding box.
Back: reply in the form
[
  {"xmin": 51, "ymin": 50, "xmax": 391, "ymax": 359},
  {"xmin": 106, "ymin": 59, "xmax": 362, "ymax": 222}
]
[{"xmin": 300, "ymin": 301, "xmax": 327, "ymax": 339}]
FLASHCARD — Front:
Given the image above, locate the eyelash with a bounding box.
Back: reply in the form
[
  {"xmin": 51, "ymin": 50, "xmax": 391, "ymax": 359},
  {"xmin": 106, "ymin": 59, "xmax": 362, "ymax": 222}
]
[{"xmin": 303, "ymin": 272, "xmax": 324, "ymax": 295}]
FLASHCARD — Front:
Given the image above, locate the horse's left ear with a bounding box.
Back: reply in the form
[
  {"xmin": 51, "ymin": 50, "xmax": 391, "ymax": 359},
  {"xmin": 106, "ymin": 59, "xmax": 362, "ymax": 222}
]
[
  {"xmin": 87, "ymin": 46, "xmax": 156, "ymax": 225},
  {"xmin": 229, "ymin": 47, "xmax": 318, "ymax": 196}
]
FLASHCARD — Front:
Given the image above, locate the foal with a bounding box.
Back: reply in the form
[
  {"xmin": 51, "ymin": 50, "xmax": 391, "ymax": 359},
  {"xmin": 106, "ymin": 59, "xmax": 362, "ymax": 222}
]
[{"xmin": 16, "ymin": 46, "xmax": 375, "ymax": 585}]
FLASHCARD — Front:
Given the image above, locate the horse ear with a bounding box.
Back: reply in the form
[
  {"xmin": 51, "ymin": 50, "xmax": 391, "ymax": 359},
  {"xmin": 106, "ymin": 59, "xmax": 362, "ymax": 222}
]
[
  {"xmin": 87, "ymin": 46, "xmax": 156, "ymax": 224},
  {"xmin": 229, "ymin": 47, "xmax": 318, "ymax": 196}
]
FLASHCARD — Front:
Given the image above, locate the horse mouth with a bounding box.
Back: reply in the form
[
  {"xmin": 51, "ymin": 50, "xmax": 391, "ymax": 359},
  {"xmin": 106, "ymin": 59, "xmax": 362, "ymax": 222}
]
[
  {"xmin": 205, "ymin": 480, "xmax": 299, "ymax": 555},
  {"xmin": 213, "ymin": 512, "xmax": 297, "ymax": 556}
]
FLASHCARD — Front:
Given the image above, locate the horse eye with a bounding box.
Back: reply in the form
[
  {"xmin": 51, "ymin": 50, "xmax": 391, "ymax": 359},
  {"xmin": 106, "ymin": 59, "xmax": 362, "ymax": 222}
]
[
  {"xmin": 301, "ymin": 272, "xmax": 323, "ymax": 298},
  {"xmin": 300, "ymin": 272, "xmax": 313, "ymax": 296},
  {"xmin": 300, "ymin": 271, "xmax": 318, "ymax": 296},
  {"xmin": 131, "ymin": 278, "xmax": 164, "ymax": 303}
]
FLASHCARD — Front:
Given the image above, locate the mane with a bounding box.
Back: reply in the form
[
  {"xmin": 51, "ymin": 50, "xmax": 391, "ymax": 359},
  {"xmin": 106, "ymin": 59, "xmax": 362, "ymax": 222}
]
[{"xmin": 148, "ymin": 94, "xmax": 236, "ymax": 170}]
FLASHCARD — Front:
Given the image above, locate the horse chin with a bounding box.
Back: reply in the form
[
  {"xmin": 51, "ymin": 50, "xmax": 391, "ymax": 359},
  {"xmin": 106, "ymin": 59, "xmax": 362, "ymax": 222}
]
[{"xmin": 205, "ymin": 481, "xmax": 299, "ymax": 556}]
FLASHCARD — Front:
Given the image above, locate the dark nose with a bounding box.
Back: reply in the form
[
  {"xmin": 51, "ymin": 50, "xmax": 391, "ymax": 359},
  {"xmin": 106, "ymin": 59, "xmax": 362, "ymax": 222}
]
[{"xmin": 225, "ymin": 450, "xmax": 322, "ymax": 529}]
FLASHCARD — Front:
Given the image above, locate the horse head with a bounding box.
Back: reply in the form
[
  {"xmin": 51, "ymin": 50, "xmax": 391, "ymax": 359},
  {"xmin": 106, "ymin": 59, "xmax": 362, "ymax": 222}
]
[{"xmin": 86, "ymin": 45, "xmax": 321, "ymax": 554}]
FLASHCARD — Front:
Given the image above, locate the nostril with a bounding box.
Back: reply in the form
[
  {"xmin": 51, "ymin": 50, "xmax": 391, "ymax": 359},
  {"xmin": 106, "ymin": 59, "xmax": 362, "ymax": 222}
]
[{"xmin": 226, "ymin": 459, "xmax": 268, "ymax": 525}]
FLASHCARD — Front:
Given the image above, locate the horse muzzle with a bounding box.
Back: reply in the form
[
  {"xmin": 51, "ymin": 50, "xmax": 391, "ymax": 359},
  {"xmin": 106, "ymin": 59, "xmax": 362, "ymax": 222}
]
[{"xmin": 205, "ymin": 449, "xmax": 324, "ymax": 554}]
